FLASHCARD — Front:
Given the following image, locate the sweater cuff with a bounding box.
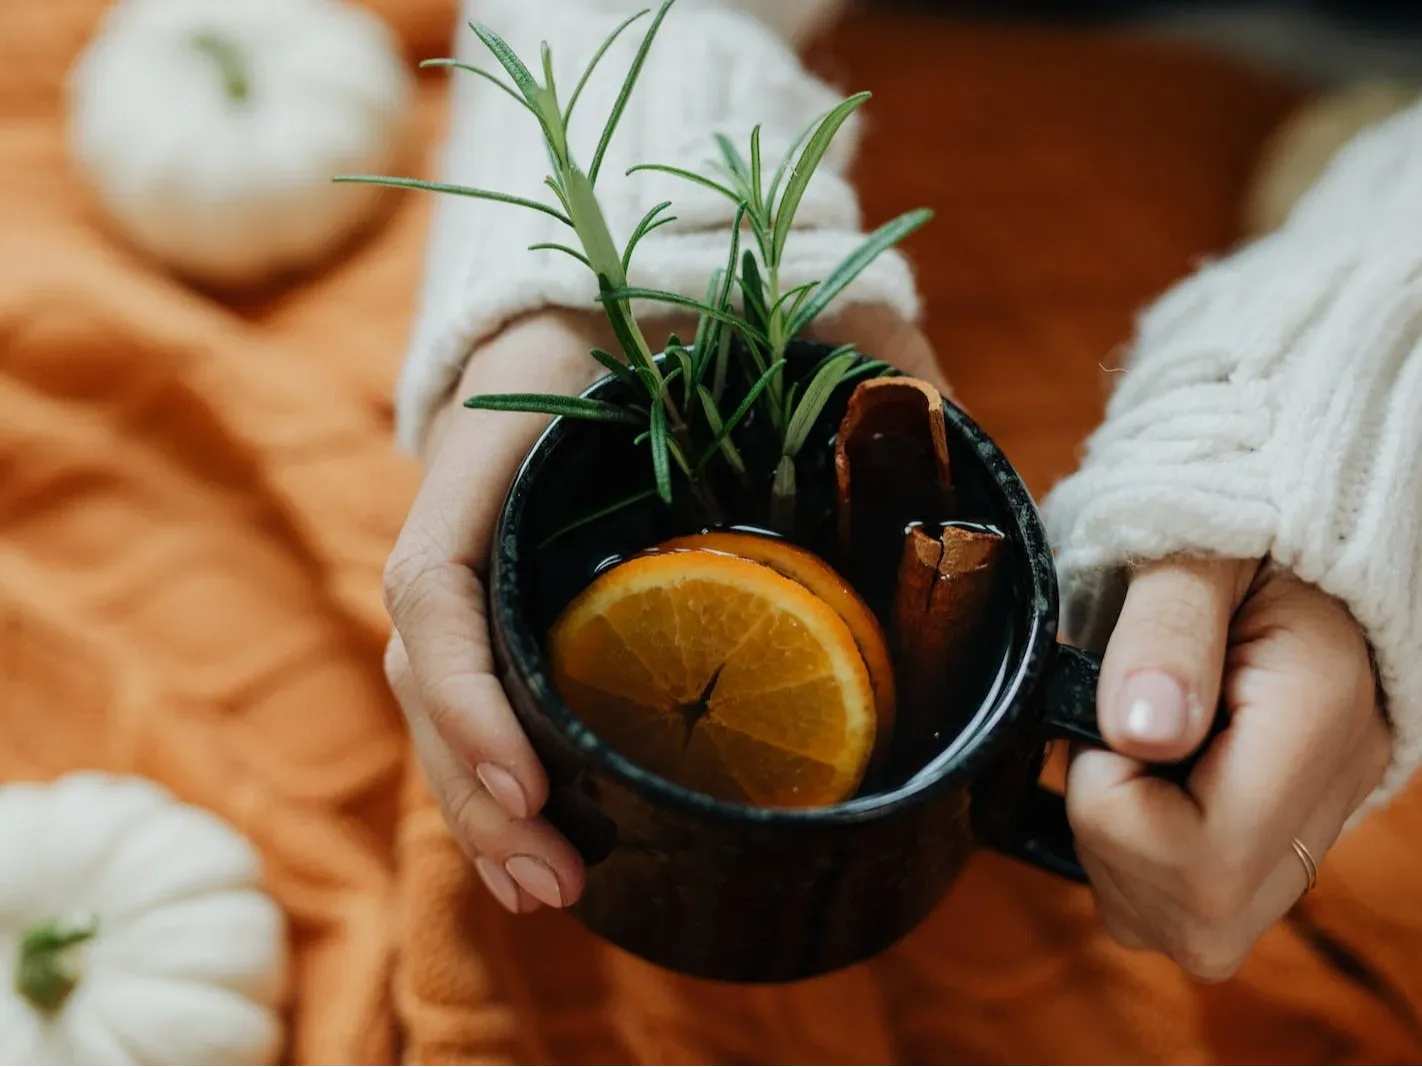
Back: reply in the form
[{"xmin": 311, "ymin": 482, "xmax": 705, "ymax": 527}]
[
  {"xmin": 397, "ymin": 0, "xmax": 918, "ymax": 454},
  {"xmin": 1043, "ymin": 202, "xmax": 1422, "ymax": 811}
]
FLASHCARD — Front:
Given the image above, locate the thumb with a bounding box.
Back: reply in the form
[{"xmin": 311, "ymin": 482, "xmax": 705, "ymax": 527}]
[{"xmin": 1097, "ymin": 557, "xmax": 1256, "ymax": 763}]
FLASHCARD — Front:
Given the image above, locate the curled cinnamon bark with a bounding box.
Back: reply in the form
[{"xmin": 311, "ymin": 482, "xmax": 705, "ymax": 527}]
[
  {"xmin": 833, "ymin": 378, "xmax": 956, "ymax": 622},
  {"xmin": 893, "ymin": 523, "xmax": 1004, "ymax": 751},
  {"xmin": 834, "ymin": 378, "xmax": 954, "ymax": 564}
]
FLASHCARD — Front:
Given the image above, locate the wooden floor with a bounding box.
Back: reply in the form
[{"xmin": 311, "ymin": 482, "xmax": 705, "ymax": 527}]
[{"xmin": 809, "ymin": 12, "xmax": 1300, "ymax": 498}]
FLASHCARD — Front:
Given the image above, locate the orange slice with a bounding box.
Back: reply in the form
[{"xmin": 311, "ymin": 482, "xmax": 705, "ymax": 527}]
[
  {"xmin": 650, "ymin": 532, "xmax": 897, "ymax": 750},
  {"xmin": 548, "ymin": 550, "xmax": 877, "ymax": 807}
]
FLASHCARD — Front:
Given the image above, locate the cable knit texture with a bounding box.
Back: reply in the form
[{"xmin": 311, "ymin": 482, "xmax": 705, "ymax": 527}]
[
  {"xmin": 399, "ymin": 0, "xmax": 911, "ymax": 452},
  {"xmin": 1044, "ymin": 100, "xmax": 1422, "ymax": 811}
]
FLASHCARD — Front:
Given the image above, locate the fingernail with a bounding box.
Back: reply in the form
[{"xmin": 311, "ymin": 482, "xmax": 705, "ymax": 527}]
[
  {"xmin": 477, "ymin": 763, "xmax": 529, "ymax": 820},
  {"xmin": 506, "ymin": 855, "xmax": 565, "ymax": 908},
  {"xmin": 474, "ymin": 856, "xmax": 523, "ymax": 913},
  {"xmin": 1118, "ymin": 670, "xmax": 1189, "ymax": 744}
]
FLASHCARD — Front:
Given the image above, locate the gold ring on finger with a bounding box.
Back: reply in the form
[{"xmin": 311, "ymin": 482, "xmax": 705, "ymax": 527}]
[{"xmin": 1291, "ymin": 837, "xmax": 1319, "ymax": 894}]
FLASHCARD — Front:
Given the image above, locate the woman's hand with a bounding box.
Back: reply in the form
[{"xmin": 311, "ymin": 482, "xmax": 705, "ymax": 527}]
[
  {"xmin": 383, "ymin": 310, "xmax": 612, "ymax": 914},
  {"xmin": 1069, "ymin": 557, "xmax": 1391, "ymax": 980},
  {"xmin": 384, "ymin": 303, "xmax": 940, "ymax": 914}
]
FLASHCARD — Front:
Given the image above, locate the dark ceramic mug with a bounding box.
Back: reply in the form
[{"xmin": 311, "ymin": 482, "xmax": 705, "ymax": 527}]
[{"xmin": 488, "ymin": 348, "xmax": 1197, "ymax": 983}]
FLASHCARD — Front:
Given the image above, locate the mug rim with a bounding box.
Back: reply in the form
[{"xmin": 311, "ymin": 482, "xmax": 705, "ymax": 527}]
[{"xmin": 490, "ymin": 367, "xmax": 1061, "ymax": 828}]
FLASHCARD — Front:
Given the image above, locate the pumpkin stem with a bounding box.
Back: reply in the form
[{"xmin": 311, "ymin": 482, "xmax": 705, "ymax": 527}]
[
  {"xmin": 15, "ymin": 913, "xmax": 99, "ymax": 1014},
  {"xmin": 192, "ymin": 32, "xmax": 250, "ymax": 103}
]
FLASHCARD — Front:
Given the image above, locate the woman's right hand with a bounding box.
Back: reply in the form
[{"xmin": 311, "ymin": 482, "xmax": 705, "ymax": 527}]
[
  {"xmin": 386, "ymin": 304, "xmax": 943, "ymax": 914},
  {"xmin": 383, "ymin": 310, "xmax": 607, "ymax": 914}
]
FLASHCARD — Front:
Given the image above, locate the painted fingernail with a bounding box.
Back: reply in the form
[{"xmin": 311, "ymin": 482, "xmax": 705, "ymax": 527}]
[
  {"xmin": 477, "ymin": 763, "xmax": 529, "ymax": 820},
  {"xmin": 474, "ymin": 856, "xmax": 523, "ymax": 914},
  {"xmin": 506, "ymin": 855, "xmax": 565, "ymax": 908},
  {"xmin": 1118, "ymin": 670, "xmax": 1188, "ymax": 744}
]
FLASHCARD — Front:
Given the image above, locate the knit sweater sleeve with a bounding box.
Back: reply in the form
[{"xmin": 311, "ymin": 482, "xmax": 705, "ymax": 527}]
[
  {"xmin": 1043, "ymin": 100, "xmax": 1422, "ymax": 808},
  {"xmin": 397, "ymin": 0, "xmax": 913, "ymax": 452}
]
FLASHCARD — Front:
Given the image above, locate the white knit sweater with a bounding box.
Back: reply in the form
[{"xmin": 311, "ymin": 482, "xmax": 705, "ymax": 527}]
[{"xmin": 401, "ymin": 0, "xmax": 1422, "ymax": 806}]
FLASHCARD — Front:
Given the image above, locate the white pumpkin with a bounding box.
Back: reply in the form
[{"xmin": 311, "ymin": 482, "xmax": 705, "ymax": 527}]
[
  {"xmin": 68, "ymin": 0, "xmax": 413, "ymax": 288},
  {"xmin": 0, "ymin": 773, "xmax": 288, "ymax": 1066}
]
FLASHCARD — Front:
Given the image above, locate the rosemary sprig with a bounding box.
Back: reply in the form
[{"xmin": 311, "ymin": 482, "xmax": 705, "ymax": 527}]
[{"xmin": 335, "ymin": 0, "xmax": 931, "ymax": 532}]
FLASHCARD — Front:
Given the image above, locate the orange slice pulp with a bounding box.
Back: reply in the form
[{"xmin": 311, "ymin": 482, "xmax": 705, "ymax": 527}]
[
  {"xmin": 548, "ymin": 547, "xmax": 882, "ymax": 807},
  {"xmin": 651, "ymin": 532, "xmax": 897, "ymax": 746}
]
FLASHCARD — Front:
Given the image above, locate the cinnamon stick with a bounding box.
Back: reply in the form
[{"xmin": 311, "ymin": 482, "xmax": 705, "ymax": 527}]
[
  {"xmin": 833, "ymin": 378, "xmax": 955, "ymax": 617},
  {"xmin": 892, "ymin": 522, "xmax": 1004, "ymax": 757}
]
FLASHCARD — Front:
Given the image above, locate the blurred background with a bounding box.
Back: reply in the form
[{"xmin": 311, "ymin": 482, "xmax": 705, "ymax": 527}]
[{"xmin": 4, "ymin": 1, "xmax": 1422, "ymax": 1064}]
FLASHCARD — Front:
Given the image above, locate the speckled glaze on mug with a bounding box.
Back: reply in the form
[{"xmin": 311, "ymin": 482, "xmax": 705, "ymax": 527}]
[{"xmin": 488, "ymin": 345, "xmax": 1111, "ymax": 983}]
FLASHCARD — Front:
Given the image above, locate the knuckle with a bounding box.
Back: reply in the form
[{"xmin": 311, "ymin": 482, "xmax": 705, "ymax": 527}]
[
  {"xmin": 444, "ymin": 783, "xmax": 491, "ymax": 860},
  {"xmin": 422, "ymin": 672, "xmax": 470, "ymax": 732},
  {"xmin": 1134, "ymin": 588, "xmax": 1215, "ymax": 648},
  {"xmin": 382, "ymin": 543, "xmax": 434, "ymax": 624},
  {"xmin": 422, "ymin": 670, "xmax": 500, "ymax": 758},
  {"xmin": 1171, "ymin": 929, "xmax": 1247, "ymax": 982},
  {"xmin": 383, "ymin": 636, "xmax": 409, "ymax": 689}
]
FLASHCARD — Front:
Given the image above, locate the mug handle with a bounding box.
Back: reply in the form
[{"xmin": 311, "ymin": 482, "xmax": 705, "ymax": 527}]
[{"xmin": 992, "ymin": 643, "xmax": 1225, "ymax": 883}]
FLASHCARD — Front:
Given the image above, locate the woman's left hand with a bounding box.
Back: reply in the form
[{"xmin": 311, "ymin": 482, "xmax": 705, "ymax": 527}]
[{"xmin": 1069, "ymin": 556, "xmax": 1391, "ymax": 980}]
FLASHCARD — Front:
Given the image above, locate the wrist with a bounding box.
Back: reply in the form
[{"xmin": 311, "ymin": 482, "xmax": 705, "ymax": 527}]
[
  {"xmin": 422, "ymin": 310, "xmax": 605, "ymax": 464},
  {"xmin": 423, "ymin": 308, "xmax": 700, "ymax": 464}
]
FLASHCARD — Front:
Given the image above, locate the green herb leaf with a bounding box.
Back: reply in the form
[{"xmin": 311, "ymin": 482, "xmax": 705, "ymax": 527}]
[
  {"xmin": 603, "ymin": 298, "xmax": 658, "ymax": 373},
  {"xmin": 599, "ymin": 287, "xmax": 768, "ymax": 348},
  {"xmin": 696, "ymin": 385, "xmax": 747, "ymax": 476},
  {"xmin": 540, "ymin": 41, "xmax": 559, "ymax": 108},
  {"xmin": 589, "ymin": 0, "xmax": 677, "ymax": 185},
  {"xmin": 766, "ymin": 118, "xmax": 817, "ymax": 226},
  {"xmin": 782, "ymin": 351, "xmax": 859, "ymax": 457},
  {"xmin": 749, "ymin": 124, "xmax": 764, "ymax": 217},
  {"xmin": 738, "ymin": 249, "xmax": 769, "ymax": 339},
  {"xmin": 419, "ymin": 59, "xmax": 534, "ymax": 114},
  {"xmin": 696, "ymin": 358, "xmax": 786, "ymax": 470},
  {"xmin": 691, "ymin": 203, "xmax": 746, "ymax": 384},
  {"xmin": 771, "ymin": 280, "xmax": 818, "ymax": 316},
  {"xmin": 590, "ymin": 347, "xmax": 637, "ymax": 384},
  {"xmin": 666, "ymin": 434, "xmax": 693, "ymax": 475},
  {"xmin": 627, "ymin": 164, "xmax": 740, "ymax": 205},
  {"xmin": 770, "ymin": 455, "xmax": 797, "ymax": 532},
  {"xmin": 649, "ymin": 398, "xmax": 673, "ymax": 502},
  {"xmin": 622, "ymin": 200, "xmax": 675, "ymax": 272},
  {"xmin": 659, "ymin": 365, "xmax": 685, "ymax": 398},
  {"xmin": 788, "ymin": 208, "xmax": 933, "ymax": 336},
  {"xmin": 332, "ymin": 176, "xmax": 571, "ymax": 225},
  {"xmin": 783, "ymin": 381, "xmax": 801, "ymax": 424},
  {"xmin": 842, "ymin": 359, "xmax": 897, "ymax": 384},
  {"xmin": 469, "ymin": 21, "xmax": 542, "ymax": 102},
  {"xmin": 772, "ymin": 92, "xmax": 870, "ymax": 265},
  {"xmin": 714, "ymin": 133, "xmax": 752, "ymax": 186},
  {"xmin": 712, "ymin": 321, "xmax": 733, "ymax": 401},
  {"xmin": 543, "ymin": 176, "xmax": 573, "ymax": 213},
  {"xmin": 529, "ymin": 242, "xmax": 592, "ymax": 268},
  {"xmin": 464, "ymin": 393, "xmax": 643, "ymax": 425},
  {"xmin": 804, "ymin": 342, "xmax": 859, "ymax": 381},
  {"xmin": 535, "ymin": 488, "xmax": 658, "ymax": 550},
  {"xmin": 467, "ymin": 23, "xmax": 567, "ymax": 161},
  {"xmin": 691, "ymin": 270, "xmax": 720, "ymax": 373},
  {"xmin": 565, "ymin": 8, "xmax": 649, "ymax": 122},
  {"xmin": 667, "ymin": 342, "xmax": 695, "ymax": 403}
]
